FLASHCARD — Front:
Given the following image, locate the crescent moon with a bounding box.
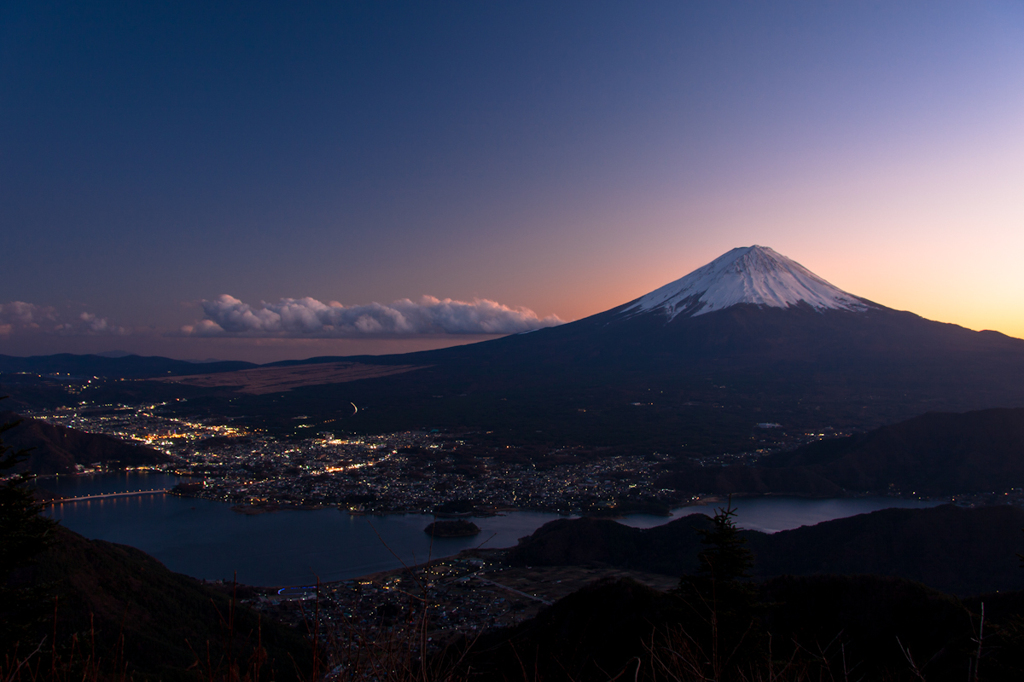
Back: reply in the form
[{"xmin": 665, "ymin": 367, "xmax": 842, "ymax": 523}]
[{"xmin": 350, "ymin": 402, "xmax": 358, "ymax": 415}]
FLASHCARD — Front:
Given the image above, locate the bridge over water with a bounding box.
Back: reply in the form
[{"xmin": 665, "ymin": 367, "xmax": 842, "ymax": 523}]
[{"xmin": 44, "ymin": 489, "xmax": 170, "ymax": 505}]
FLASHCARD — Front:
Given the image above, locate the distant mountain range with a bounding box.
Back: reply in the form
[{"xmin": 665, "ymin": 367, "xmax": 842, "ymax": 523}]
[
  {"xmin": 4, "ymin": 246, "xmax": 1024, "ymax": 451},
  {"xmin": 0, "ymin": 352, "xmax": 254, "ymax": 378}
]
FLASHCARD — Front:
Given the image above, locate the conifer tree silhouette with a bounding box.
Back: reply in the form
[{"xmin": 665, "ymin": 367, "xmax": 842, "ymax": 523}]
[
  {"xmin": 0, "ymin": 408, "xmax": 57, "ymax": 653},
  {"xmin": 676, "ymin": 498, "xmax": 761, "ymax": 678}
]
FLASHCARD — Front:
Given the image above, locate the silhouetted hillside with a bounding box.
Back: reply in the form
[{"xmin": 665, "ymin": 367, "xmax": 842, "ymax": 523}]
[
  {"xmin": 749, "ymin": 505, "xmax": 1024, "ymax": 594},
  {"xmin": 11, "ymin": 526, "xmax": 310, "ymax": 681},
  {"xmin": 759, "ymin": 576, "xmax": 979, "ymax": 680},
  {"xmin": 660, "ymin": 407, "xmax": 1024, "ymax": 496},
  {"xmin": 456, "ymin": 575, "xmax": 1003, "ymax": 682},
  {"xmin": 508, "ymin": 505, "xmax": 1024, "ymax": 595},
  {"xmin": 457, "ymin": 578, "xmax": 684, "ymax": 682},
  {"xmin": 763, "ymin": 408, "xmax": 1024, "ymax": 494},
  {"xmin": 507, "ymin": 515, "xmax": 713, "ymax": 575},
  {"xmin": 0, "ymin": 411, "xmax": 173, "ymax": 475},
  {"xmin": 962, "ymin": 590, "xmax": 1024, "ymax": 677}
]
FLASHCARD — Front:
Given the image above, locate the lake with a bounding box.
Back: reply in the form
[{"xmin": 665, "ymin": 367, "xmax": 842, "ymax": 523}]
[{"xmin": 40, "ymin": 472, "xmax": 942, "ymax": 586}]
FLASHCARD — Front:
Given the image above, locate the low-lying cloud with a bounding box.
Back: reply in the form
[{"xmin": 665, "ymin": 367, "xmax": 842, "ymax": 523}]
[
  {"xmin": 0, "ymin": 302, "xmax": 126, "ymax": 337},
  {"xmin": 183, "ymin": 295, "xmax": 564, "ymax": 337}
]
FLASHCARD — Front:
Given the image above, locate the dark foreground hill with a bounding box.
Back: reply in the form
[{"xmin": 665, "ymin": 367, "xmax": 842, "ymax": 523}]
[
  {"xmin": 8, "ymin": 526, "xmax": 310, "ymax": 681},
  {"xmin": 507, "ymin": 504, "xmax": 1024, "ymax": 595},
  {"xmin": 659, "ymin": 407, "xmax": 1024, "ymax": 496},
  {"xmin": 0, "ymin": 411, "xmax": 173, "ymax": 475},
  {"xmin": 453, "ymin": 576, "xmax": 1023, "ymax": 682},
  {"xmin": 4, "ymin": 513, "xmax": 1022, "ymax": 681}
]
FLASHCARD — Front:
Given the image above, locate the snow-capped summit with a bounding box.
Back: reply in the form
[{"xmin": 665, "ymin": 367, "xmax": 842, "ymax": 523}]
[{"xmin": 622, "ymin": 245, "xmax": 876, "ymax": 321}]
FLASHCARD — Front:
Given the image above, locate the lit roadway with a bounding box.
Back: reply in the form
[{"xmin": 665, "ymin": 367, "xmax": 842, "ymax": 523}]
[{"xmin": 44, "ymin": 489, "xmax": 169, "ymax": 505}]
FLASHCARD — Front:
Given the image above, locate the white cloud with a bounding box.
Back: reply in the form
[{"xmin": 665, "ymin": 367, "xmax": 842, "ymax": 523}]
[
  {"xmin": 0, "ymin": 301, "xmax": 57, "ymax": 330},
  {"xmin": 0, "ymin": 302, "xmax": 126, "ymax": 337},
  {"xmin": 75, "ymin": 312, "xmax": 122, "ymax": 335},
  {"xmin": 183, "ymin": 294, "xmax": 564, "ymax": 337}
]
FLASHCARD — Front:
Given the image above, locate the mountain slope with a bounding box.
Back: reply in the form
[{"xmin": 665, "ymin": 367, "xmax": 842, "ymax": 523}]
[
  {"xmin": 0, "ymin": 411, "xmax": 173, "ymax": 475},
  {"xmin": 458, "ymin": 576, "xmax": 982, "ymax": 682},
  {"xmin": 8, "ymin": 247, "xmax": 1024, "ymax": 452},
  {"xmin": 217, "ymin": 300, "xmax": 1024, "ymax": 448},
  {"xmin": 507, "ymin": 504, "xmax": 1024, "ymax": 595},
  {"xmin": 658, "ymin": 407, "xmax": 1024, "ymax": 496},
  {"xmin": 11, "ymin": 526, "xmax": 310, "ymax": 680},
  {"xmin": 760, "ymin": 407, "xmax": 1024, "ymax": 495}
]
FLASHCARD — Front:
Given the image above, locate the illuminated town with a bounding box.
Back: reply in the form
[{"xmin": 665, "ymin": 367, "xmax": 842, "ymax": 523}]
[{"xmin": 26, "ymin": 401, "xmax": 683, "ymax": 515}]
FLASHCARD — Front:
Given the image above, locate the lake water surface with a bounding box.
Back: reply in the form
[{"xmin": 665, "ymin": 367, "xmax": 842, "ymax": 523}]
[{"xmin": 41, "ymin": 473, "xmax": 941, "ymax": 586}]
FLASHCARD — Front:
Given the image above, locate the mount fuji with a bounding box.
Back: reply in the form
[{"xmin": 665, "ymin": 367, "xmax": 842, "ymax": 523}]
[
  {"xmin": 200, "ymin": 244, "xmax": 1024, "ymax": 449},
  {"xmin": 9, "ymin": 246, "xmax": 1024, "ymax": 452},
  {"xmin": 619, "ymin": 245, "xmax": 874, "ymax": 321}
]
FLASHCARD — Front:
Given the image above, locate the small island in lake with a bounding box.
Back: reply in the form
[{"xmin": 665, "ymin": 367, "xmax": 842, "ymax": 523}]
[{"xmin": 424, "ymin": 519, "xmax": 481, "ymax": 537}]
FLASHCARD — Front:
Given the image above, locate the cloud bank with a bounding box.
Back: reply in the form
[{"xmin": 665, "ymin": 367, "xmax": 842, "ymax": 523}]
[
  {"xmin": 183, "ymin": 295, "xmax": 564, "ymax": 337},
  {"xmin": 0, "ymin": 302, "xmax": 125, "ymax": 337}
]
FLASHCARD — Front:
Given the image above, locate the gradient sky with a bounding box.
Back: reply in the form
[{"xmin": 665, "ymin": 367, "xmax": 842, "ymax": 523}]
[{"xmin": 2, "ymin": 1, "xmax": 1023, "ymax": 363}]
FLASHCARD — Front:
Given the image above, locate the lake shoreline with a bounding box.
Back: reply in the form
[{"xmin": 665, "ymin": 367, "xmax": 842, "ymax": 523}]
[{"xmin": 41, "ymin": 472, "xmax": 946, "ymax": 587}]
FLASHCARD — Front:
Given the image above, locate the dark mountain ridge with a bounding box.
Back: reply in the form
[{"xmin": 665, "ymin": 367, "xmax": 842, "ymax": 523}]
[
  {"xmin": 659, "ymin": 407, "xmax": 1024, "ymax": 496},
  {"xmin": 0, "ymin": 353, "xmax": 255, "ymax": 379},
  {"xmin": 761, "ymin": 407, "xmax": 1024, "ymax": 494},
  {"xmin": 456, "ymin": 575, "xmax": 993, "ymax": 682},
  {"xmin": 9, "ymin": 526, "xmax": 309, "ymax": 680},
  {"xmin": 0, "ymin": 411, "xmax": 173, "ymax": 475},
  {"xmin": 507, "ymin": 504, "xmax": 1024, "ymax": 596}
]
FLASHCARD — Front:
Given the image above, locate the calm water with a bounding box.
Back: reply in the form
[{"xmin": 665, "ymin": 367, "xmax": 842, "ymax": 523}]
[
  {"xmin": 619, "ymin": 495, "xmax": 944, "ymax": 534},
  {"xmin": 40, "ymin": 473, "xmax": 941, "ymax": 586}
]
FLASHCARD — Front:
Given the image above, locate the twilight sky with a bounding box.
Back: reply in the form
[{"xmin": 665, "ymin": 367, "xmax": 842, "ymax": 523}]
[{"xmin": 2, "ymin": 1, "xmax": 1023, "ymax": 363}]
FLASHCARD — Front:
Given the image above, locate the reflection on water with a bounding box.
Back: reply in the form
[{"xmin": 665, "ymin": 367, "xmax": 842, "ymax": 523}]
[
  {"xmin": 40, "ymin": 473, "xmax": 941, "ymax": 586},
  {"xmin": 726, "ymin": 496, "xmax": 943, "ymax": 533},
  {"xmin": 37, "ymin": 471, "xmax": 183, "ymax": 497},
  {"xmin": 614, "ymin": 496, "xmax": 942, "ymax": 533}
]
